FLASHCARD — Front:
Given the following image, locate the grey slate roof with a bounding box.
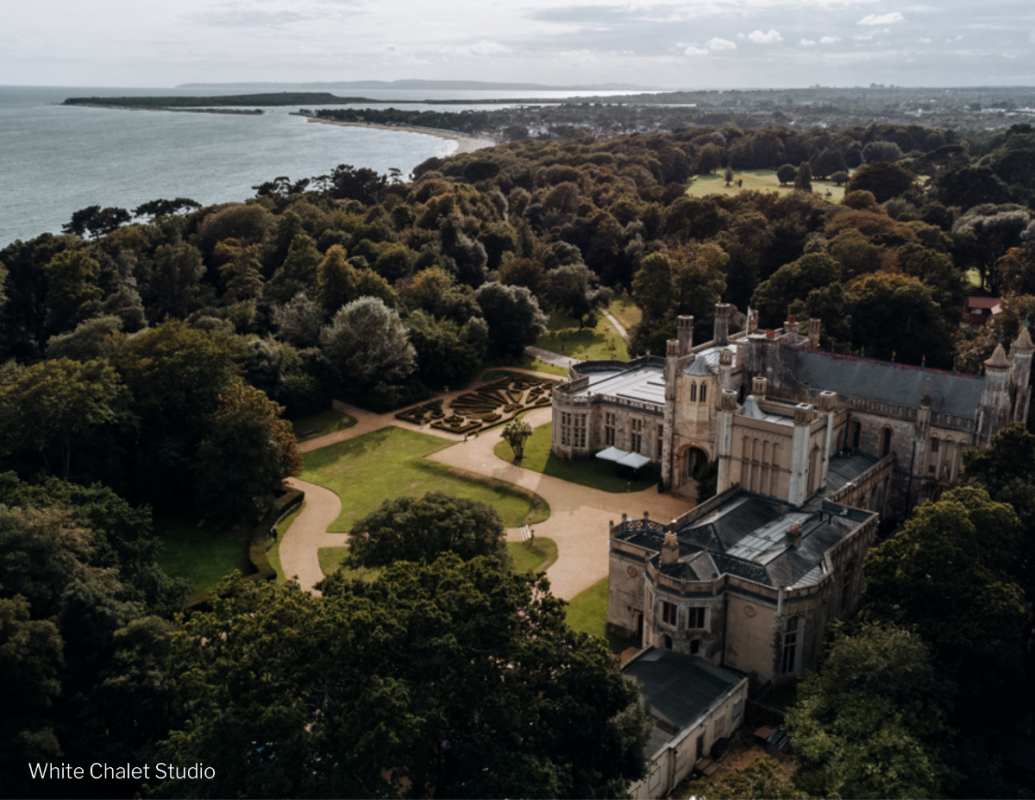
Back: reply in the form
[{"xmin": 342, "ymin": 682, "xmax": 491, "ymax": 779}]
[
  {"xmin": 825, "ymin": 450, "xmax": 879, "ymax": 494},
  {"xmin": 684, "ymin": 357, "xmax": 715, "ymax": 377},
  {"xmin": 781, "ymin": 347, "xmax": 986, "ymax": 419},
  {"xmin": 624, "ymin": 649, "xmax": 743, "ymax": 742}
]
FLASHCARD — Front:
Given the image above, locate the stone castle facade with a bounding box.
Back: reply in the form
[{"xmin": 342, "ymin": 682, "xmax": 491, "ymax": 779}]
[{"xmin": 550, "ymin": 306, "xmax": 1033, "ymax": 685}]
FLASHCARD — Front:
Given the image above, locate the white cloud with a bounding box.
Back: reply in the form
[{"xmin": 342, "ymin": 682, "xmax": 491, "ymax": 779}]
[
  {"xmin": 684, "ymin": 44, "xmax": 709, "ymax": 55},
  {"xmin": 705, "ymin": 37, "xmax": 737, "ymax": 51},
  {"xmin": 441, "ymin": 39, "xmax": 510, "ymax": 57},
  {"xmin": 800, "ymin": 38, "xmax": 817, "ymax": 45},
  {"xmin": 858, "ymin": 12, "xmax": 905, "ymax": 25},
  {"xmin": 820, "ymin": 35, "xmax": 841, "ymax": 44},
  {"xmin": 747, "ymin": 29, "xmax": 783, "ymax": 44},
  {"xmin": 918, "ymin": 36, "xmax": 932, "ymax": 43}
]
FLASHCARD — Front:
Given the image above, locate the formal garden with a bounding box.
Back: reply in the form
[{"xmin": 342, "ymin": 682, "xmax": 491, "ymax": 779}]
[{"xmin": 395, "ymin": 370, "xmax": 556, "ymax": 435}]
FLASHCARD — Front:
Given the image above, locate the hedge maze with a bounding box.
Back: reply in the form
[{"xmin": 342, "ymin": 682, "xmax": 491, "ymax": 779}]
[{"xmin": 395, "ymin": 372, "xmax": 556, "ymax": 435}]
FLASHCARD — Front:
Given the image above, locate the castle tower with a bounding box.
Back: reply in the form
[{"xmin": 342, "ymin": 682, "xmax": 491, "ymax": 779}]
[
  {"xmin": 718, "ymin": 349, "xmax": 735, "ymax": 393},
  {"xmin": 713, "ymin": 303, "xmax": 730, "ymax": 346},
  {"xmin": 788, "ymin": 403, "xmax": 813, "ymax": 507},
  {"xmin": 978, "ymin": 343, "xmax": 1013, "ymax": 445},
  {"xmin": 661, "ymin": 340, "xmax": 680, "ymax": 490},
  {"xmin": 1009, "ymin": 322, "xmax": 1034, "ymax": 424},
  {"xmin": 677, "ymin": 315, "xmax": 694, "ymax": 357},
  {"xmin": 716, "ymin": 389, "xmax": 738, "ymax": 493}
]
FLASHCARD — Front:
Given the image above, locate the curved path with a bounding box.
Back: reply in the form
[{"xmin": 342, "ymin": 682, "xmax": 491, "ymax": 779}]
[
  {"xmin": 600, "ymin": 308, "xmax": 631, "ymax": 344},
  {"xmin": 427, "ymin": 407, "xmax": 689, "ymax": 599},
  {"xmin": 279, "ymin": 368, "xmax": 693, "ymax": 598},
  {"xmin": 280, "ymin": 478, "xmax": 347, "ymax": 595}
]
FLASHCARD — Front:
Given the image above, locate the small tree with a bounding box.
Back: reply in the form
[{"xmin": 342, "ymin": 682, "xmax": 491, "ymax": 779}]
[
  {"xmin": 503, "ymin": 419, "xmax": 533, "ymax": 460},
  {"xmin": 776, "ymin": 164, "xmax": 797, "ymax": 185},
  {"xmin": 723, "ymin": 167, "xmax": 734, "ymax": 187},
  {"xmin": 794, "ymin": 162, "xmax": 814, "ymax": 193}
]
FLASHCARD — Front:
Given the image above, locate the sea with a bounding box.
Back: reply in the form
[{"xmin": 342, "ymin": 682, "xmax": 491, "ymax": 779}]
[{"xmin": 0, "ymin": 85, "xmax": 626, "ymax": 248}]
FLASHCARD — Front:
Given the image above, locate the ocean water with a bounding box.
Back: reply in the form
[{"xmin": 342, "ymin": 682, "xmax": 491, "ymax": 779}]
[{"xmin": 0, "ymin": 85, "xmax": 579, "ymax": 248}]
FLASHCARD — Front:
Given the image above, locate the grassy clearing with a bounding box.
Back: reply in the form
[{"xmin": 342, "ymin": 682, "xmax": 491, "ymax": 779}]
[
  {"xmin": 686, "ymin": 170, "xmax": 848, "ymax": 204},
  {"xmin": 507, "ymin": 537, "xmax": 558, "ymax": 575},
  {"xmin": 537, "ymin": 310, "xmax": 629, "ymax": 362},
  {"xmin": 566, "ymin": 578, "xmax": 627, "ymax": 653},
  {"xmin": 317, "ymin": 546, "xmax": 383, "ymax": 582},
  {"xmin": 155, "ymin": 514, "xmax": 249, "ymax": 595},
  {"xmin": 265, "ymin": 502, "xmax": 303, "ymax": 583},
  {"xmin": 606, "ymin": 294, "xmax": 641, "ymax": 335},
  {"xmin": 966, "ymin": 268, "xmax": 983, "ymax": 289},
  {"xmin": 300, "ymin": 426, "xmax": 550, "ymax": 533},
  {"xmin": 291, "ymin": 408, "xmax": 357, "ymax": 440},
  {"xmin": 485, "ymin": 353, "xmax": 569, "ymax": 377},
  {"xmin": 494, "ymin": 422, "xmax": 658, "ymax": 493}
]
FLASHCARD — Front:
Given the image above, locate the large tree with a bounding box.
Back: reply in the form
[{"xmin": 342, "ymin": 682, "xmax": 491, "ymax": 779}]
[
  {"xmin": 348, "ymin": 492, "xmax": 507, "ymax": 568},
  {"xmin": 154, "ymin": 556, "xmax": 649, "ymax": 798},
  {"xmin": 786, "ymin": 623, "xmax": 956, "ymax": 799},
  {"xmin": 320, "ymin": 296, "xmax": 416, "ymax": 391},
  {"xmin": 474, "ymin": 282, "xmax": 547, "ymax": 358}
]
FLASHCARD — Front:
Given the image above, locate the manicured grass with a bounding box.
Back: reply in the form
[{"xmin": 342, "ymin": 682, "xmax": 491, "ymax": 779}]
[
  {"xmin": 317, "ymin": 546, "xmax": 383, "ymax": 582},
  {"xmin": 966, "ymin": 268, "xmax": 982, "ymax": 289},
  {"xmin": 299, "ymin": 426, "xmax": 550, "ymax": 533},
  {"xmin": 507, "ymin": 537, "xmax": 558, "ymax": 574},
  {"xmin": 494, "ymin": 422, "xmax": 659, "ymax": 493},
  {"xmin": 485, "ymin": 353, "xmax": 569, "ymax": 377},
  {"xmin": 537, "ymin": 310, "xmax": 629, "ymax": 362},
  {"xmin": 291, "ymin": 408, "xmax": 357, "ymax": 440},
  {"xmin": 606, "ymin": 294, "xmax": 641, "ymax": 334},
  {"xmin": 266, "ymin": 502, "xmax": 303, "ymax": 583},
  {"xmin": 566, "ymin": 578, "xmax": 628, "ymax": 653},
  {"xmin": 154, "ymin": 514, "xmax": 250, "ymax": 595},
  {"xmin": 686, "ymin": 170, "xmax": 848, "ymax": 204}
]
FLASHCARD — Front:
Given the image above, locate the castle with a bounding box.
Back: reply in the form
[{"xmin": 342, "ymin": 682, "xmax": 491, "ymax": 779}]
[{"xmin": 551, "ymin": 305, "xmax": 1033, "ymax": 685}]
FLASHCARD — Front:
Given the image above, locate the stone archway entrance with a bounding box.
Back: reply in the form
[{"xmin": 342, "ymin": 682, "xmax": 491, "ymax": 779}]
[{"xmin": 685, "ymin": 447, "xmax": 709, "ymax": 478}]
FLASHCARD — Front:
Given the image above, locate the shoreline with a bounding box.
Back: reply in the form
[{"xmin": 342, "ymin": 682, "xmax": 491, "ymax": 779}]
[{"xmin": 307, "ymin": 117, "xmax": 496, "ymax": 154}]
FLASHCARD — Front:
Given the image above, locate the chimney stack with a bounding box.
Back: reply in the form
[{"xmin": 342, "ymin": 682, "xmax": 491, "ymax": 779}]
[
  {"xmin": 661, "ymin": 531, "xmax": 679, "ymax": 564},
  {"xmin": 785, "ymin": 521, "xmax": 802, "ymax": 549},
  {"xmin": 713, "ymin": 303, "xmax": 730, "ymax": 346},
  {"xmin": 677, "ymin": 315, "xmax": 694, "ymax": 357}
]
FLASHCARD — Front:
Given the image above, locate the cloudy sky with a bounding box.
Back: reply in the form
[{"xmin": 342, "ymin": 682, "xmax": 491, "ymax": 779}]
[{"xmin": 4, "ymin": 0, "xmax": 1035, "ymax": 88}]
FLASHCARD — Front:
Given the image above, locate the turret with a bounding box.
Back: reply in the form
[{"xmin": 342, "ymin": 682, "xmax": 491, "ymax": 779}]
[
  {"xmin": 788, "ymin": 403, "xmax": 813, "ymax": 507},
  {"xmin": 677, "ymin": 315, "xmax": 694, "ymax": 357},
  {"xmin": 978, "ymin": 342, "xmax": 1012, "ymax": 444},
  {"xmin": 715, "ymin": 389, "xmax": 738, "ymax": 493},
  {"xmin": 1010, "ymin": 321, "xmax": 1034, "ymax": 424},
  {"xmin": 661, "ymin": 340, "xmax": 680, "ymax": 489},
  {"xmin": 718, "ymin": 348, "xmax": 734, "ymax": 393},
  {"xmin": 713, "ymin": 303, "xmax": 730, "ymax": 346},
  {"xmin": 783, "ymin": 313, "xmax": 798, "ymax": 344}
]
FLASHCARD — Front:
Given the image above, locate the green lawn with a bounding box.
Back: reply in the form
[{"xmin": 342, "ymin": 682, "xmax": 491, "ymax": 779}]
[
  {"xmin": 494, "ymin": 422, "xmax": 659, "ymax": 493},
  {"xmin": 291, "ymin": 408, "xmax": 357, "ymax": 440},
  {"xmin": 266, "ymin": 502, "xmax": 303, "ymax": 583},
  {"xmin": 686, "ymin": 170, "xmax": 848, "ymax": 204},
  {"xmin": 317, "ymin": 546, "xmax": 383, "ymax": 582},
  {"xmin": 507, "ymin": 537, "xmax": 558, "ymax": 574},
  {"xmin": 606, "ymin": 294, "xmax": 641, "ymax": 335},
  {"xmin": 155, "ymin": 515, "xmax": 250, "ymax": 595},
  {"xmin": 299, "ymin": 426, "xmax": 550, "ymax": 533},
  {"xmin": 566, "ymin": 578, "xmax": 628, "ymax": 653},
  {"xmin": 537, "ymin": 310, "xmax": 629, "ymax": 362}
]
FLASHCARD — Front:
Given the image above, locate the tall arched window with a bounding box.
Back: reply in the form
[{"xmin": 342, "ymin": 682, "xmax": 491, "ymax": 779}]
[
  {"xmin": 689, "ymin": 382, "xmax": 697, "ymax": 402},
  {"xmin": 880, "ymin": 428, "xmax": 892, "ymax": 458},
  {"xmin": 700, "ymin": 383, "xmax": 707, "ymax": 404}
]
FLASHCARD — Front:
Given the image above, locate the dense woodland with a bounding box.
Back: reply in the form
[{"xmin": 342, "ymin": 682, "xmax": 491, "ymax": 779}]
[{"xmin": 2, "ymin": 118, "xmax": 1035, "ymax": 797}]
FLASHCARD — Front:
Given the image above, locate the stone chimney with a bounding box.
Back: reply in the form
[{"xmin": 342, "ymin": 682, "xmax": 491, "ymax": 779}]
[
  {"xmin": 677, "ymin": 315, "xmax": 694, "ymax": 357},
  {"xmin": 808, "ymin": 318, "xmax": 821, "ymax": 349},
  {"xmin": 752, "ymin": 376, "xmax": 768, "ymax": 398},
  {"xmin": 785, "ymin": 522, "xmax": 802, "ymax": 549},
  {"xmin": 713, "ymin": 303, "xmax": 730, "ymax": 346},
  {"xmin": 818, "ymin": 390, "xmax": 837, "ymax": 412},
  {"xmin": 661, "ymin": 531, "xmax": 679, "ymax": 564}
]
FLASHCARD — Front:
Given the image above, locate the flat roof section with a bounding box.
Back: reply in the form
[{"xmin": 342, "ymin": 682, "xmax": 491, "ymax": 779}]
[{"xmin": 569, "ymin": 364, "xmax": 666, "ymax": 408}]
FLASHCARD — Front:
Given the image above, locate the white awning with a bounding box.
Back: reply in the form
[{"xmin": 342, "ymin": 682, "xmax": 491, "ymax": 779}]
[
  {"xmin": 595, "ymin": 446, "xmax": 627, "ymax": 462},
  {"xmin": 617, "ymin": 452, "xmax": 652, "ymax": 470}
]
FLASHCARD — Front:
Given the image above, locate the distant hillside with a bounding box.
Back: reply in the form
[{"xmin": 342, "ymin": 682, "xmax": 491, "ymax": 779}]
[
  {"xmin": 175, "ymin": 79, "xmax": 658, "ymax": 92},
  {"xmin": 63, "ymin": 92, "xmax": 378, "ymax": 108}
]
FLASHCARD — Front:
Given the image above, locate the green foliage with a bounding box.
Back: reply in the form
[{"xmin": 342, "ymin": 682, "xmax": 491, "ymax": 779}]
[
  {"xmin": 846, "ymin": 161, "xmax": 915, "ymax": 203},
  {"xmin": 685, "ymin": 754, "xmax": 804, "ymax": 800},
  {"xmin": 320, "ymin": 296, "xmax": 416, "ymax": 392},
  {"xmin": 156, "ymin": 556, "xmax": 648, "ymax": 798},
  {"xmin": 474, "ymin": 281, "xmax": 547, "ymax": 358},
  {"xmin": 348, "ymin": 492, "xmax": 507, "ymax": 568},
  {"xmin": 502, "ymin": 418, "xmax": 533, "ymax": 459},
  {"xmin": 786, "ymin": 623, "xmax": 956, "ymax": 799},
  {"xmin": 193, "ymin": 383, "xmax": 301, "ymax": 522}
]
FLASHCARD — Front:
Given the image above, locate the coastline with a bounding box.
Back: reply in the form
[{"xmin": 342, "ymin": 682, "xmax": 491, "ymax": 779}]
[{"xmin": 307, "ymin": 117, "xmax": 496, "ymax": 154}]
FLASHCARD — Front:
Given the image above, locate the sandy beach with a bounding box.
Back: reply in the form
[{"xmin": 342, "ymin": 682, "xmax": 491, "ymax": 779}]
[{"xmin": 307, "ymin": 117, "xmax": 496, "ymax": 154}]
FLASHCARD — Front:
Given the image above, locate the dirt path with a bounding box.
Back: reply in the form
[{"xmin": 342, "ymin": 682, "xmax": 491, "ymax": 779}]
[
  {"xmin": 281, "ymin": 367, "xmax": 692, "ymax": 599},
  {"xmin": 427, "ymin": 407, "xmax": 691, "ymax": 600},
  {"xmin": 601, "ymin": 309, "xmax": 631, "ymax": 344}
]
